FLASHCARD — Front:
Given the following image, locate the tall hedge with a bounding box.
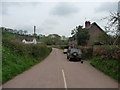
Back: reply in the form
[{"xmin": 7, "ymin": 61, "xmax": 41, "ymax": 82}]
[
  {"xmin": 2, "ymin": 37, "xmax": 52, "ymax": 83},
  {"xmin": 78, "ymin": 46, "xmax": 93, "ymax": 59},
  {"xmin": 2, "ymin": 38, "xmax": 52, "ymax": 59},
  {"xmin": 78, "ymin": 45, "xmax": 120, "ymax": 60}
]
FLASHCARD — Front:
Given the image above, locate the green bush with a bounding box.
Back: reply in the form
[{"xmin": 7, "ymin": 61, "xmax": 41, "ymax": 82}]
[
  {"xmin": 2, "ymin": 38, "xmax": 52, "ymax": 83},
  {"xmin": 78, "ymin": 45, "xmax": 120, "ymax": 60},
  {"xmin": 59, "ymin": 45, "xmax": 69, "ymax": 49},
  {"xmin": 93, "ymin": 45, "xmax": 120, "ymax": 60},
  {"xmin": 2, "ymin": 46, "xmax": 33, "ymax": 83},
  {"xmin": 91, "ymin": 57, "xmax": 120, "ymax": 82},
  {"xmin": 2, "ymin": 38, "xmax": 52, "ymax": 58},
  {"xmin": 78, "ymin": 46, "xmax": 93, "ymax": 59}
]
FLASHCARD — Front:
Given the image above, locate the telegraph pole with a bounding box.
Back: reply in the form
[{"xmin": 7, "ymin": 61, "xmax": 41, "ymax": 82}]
[{"xmin": 34, "ymin": 26, "xmax": 36, "ymax": 38}]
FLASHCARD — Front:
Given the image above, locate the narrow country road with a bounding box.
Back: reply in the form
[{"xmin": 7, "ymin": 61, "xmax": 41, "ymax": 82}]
[{"xmin": 3, "ymin": 48, "xmax": 118, "ymax": 88}]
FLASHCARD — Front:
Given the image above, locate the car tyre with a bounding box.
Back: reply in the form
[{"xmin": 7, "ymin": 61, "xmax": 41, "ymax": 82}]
[
  {"xmin": 67, "ymin": 56, "xmax": 69, "ymax": 59},
  {"xmin": 81, "ymin": 60, "xmax": 83, "ymax": 63}
]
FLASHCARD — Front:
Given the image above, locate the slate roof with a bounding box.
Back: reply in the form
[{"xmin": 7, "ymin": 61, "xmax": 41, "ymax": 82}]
[
  {"xmin": 16, "ymin": 37, "xmax": 35, "ymax": 41},
  {"xmin": 85, "ymin": 22, "xmax": 104, "ymax": 32}
]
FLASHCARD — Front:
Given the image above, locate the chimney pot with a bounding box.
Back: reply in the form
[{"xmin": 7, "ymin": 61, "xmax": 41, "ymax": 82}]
[{"xmin": 85, "ymin": 21, "xmax": 91, "ymax": 28}]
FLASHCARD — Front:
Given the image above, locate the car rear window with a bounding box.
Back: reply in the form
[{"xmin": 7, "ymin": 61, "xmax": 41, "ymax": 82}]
[{"xmin": 70, "ymin": 49, "xmax": 82, "ymax": 54}]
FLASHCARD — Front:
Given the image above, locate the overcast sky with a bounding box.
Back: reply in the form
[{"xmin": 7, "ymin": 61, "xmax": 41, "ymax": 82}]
[{"xmin": 0, "ymin": 0, "xmax": 119, "ymax": 37}]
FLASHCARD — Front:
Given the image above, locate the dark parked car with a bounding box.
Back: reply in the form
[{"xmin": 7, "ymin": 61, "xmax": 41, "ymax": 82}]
[{"xmin": 67, "ymin": 48, "xmax": 83, "ymax": 63}]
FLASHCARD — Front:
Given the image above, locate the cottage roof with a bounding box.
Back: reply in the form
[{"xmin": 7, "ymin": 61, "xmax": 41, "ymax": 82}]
[
  {"xmin": 85, "ymin": 22, "xmax": 104, "ymax": 32},
  {"xmin": 16, "ymin": 37, "xmax": 35, "ymax": 41},
  {"xmin": 92, "ymin": 22, "xmax": 104, "ymax": 31}
]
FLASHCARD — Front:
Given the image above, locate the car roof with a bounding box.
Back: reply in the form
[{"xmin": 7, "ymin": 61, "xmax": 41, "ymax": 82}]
[
  {"xmin": 70, "ymin": 48, "xmax": 82, "ymax": 53},
  {"xmin": 71, "ymin": 48, "xmax": 81, "ymax": 50}
]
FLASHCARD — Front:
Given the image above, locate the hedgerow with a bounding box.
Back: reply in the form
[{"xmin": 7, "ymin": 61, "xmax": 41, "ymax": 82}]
[
  {"xmin": 78, "ymin": 46, "xmax": 93, "ymax": 59},
  {"xmin": 2, "ymin": 37, "xmax": 52, "ymax": 83},
  {"xmin": 78, "ymin": 45, "xmax": 120, "ymax": 60},
  {"xmin": 93, "ymin": 45, "xmax": 120, "ymax": 60}
]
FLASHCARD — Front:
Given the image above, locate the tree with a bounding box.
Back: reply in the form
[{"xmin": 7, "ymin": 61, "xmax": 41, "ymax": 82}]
[
  {"xmin": 23, "ymin": 30, "xmax": 28, "ymax": 35},
  {"xmin": 48, "ymin": 34, "xmax": 61, "ymax": 45},
  {"xmin": 77, "ymin": 29, "xmax": 89, "ymax": 46},
  {"xmin": 18, "ymin": 30, "xmax": 24, "ymax": 35},
  {"xmin": 13, "ymin": 29, "xmax": 18, "ymax": 34},
  {"xmin": 71, "ymin": 25, "xmax": 89, "ymax": 46},
  {"xmin": 39, "ymin": 34, "xmax": 62, "ymax": 45},
  {"xmin": 103, "ymin": 12, "xmax": 120, "ymax": 45},
  {"xmin": 61, "ymin": 35, "xmax": 68, "ymax": 45}
]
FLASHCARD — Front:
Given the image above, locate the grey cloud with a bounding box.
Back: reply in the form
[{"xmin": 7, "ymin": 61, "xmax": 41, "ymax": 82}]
[
  {"xmin": 35, "ymin": 19, "xmax": 58, "ymax": 34},
  {"xmin": 43, "ymin": 19, "xmax": 59, "ymax": 26},
  {"xmin": 1, "ymin": 2, "xmax": 21, "ymax": 15},
  {"xmin": 95, "ymin": 2, "xmax": 118, "ymax": 13},
  {"xmin": 1, "ymin": 2, "xmax": 42, "ymax": 15},
  {"xmin": 51, "ymin": 2, "xmax": 80, "ymax": 16},
  {"xmin": 2, "ymin": 5, "xmax": 8, "ymax": 15},
  {"xmin": 41, "ymin": 18, "xmax": 60, "ymax": 28}
]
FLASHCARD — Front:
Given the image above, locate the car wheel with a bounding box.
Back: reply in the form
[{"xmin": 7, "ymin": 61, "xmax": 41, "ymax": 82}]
[
  {"xmin": 67, "ymin": 56, "xmax": 69, "ymax": 59},
  {"xmin": 81, "ymin": 60, "xmax": 83, "ymax": 63}
]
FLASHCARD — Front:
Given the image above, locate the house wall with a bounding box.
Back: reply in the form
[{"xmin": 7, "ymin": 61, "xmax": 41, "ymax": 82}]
[
  {"xmin": 22, "ymin": 39, "xmax": 26, "ymax": 43},
  {"xmin": 22, "ymin": 38, "xmax": 37, "ymax": 44},
  {"xmin": 33, "ymin": 39, "xmax": 37, "ymax": 44},
  {"xmin": 87, "ymin": 25, "xmax": 104, "ymax": 45}
]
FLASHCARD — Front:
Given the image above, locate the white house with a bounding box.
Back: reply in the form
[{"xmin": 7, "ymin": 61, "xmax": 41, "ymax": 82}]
[{"xmin": 22, "ymin": 38, "xmax": 37, "ymax": 44}]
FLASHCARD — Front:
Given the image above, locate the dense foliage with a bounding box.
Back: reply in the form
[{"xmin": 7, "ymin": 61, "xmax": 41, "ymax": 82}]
[
  {"xmin": 79, "ymin": 46, "xmax": 93, "ymax": 59},
  {"xmin": 76, "ymin": 27, "xmax": 89, "ymax": 45},
  {"xmin": 37, "ymin": 34, "xmax": 68, "ymax": 45},
  {"xmin": 93, "ymin": 45, "xmax": 120, "ymax": 60},
  {"xmin": 79, "ymin": 45, "xmax": 120, "ymax": 60},
  {"xmin": 2, "ymin": 33, "xmax": 52, "ymax": 83},
  {"xmin": 71, "ymin": 25, "xmax": 89, "ymax": 46}
]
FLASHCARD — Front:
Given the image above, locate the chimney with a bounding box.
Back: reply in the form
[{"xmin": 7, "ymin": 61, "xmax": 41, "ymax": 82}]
[{"xmin": 85, "ymin": 21, "xmax": 91, "ymax": 28}]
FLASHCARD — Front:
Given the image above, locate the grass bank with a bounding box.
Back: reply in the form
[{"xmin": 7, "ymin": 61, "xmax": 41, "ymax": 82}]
[
  {"xmin": 2, "ymin": 38, "xmax": 52, "ymax": 84},
  {"xmin": 90, "ymin": 57, "xmax": 119, "ymax": 82},
  {"xmin": 78, "ymin": 45, "xmax": 119, "ymax": 81}
]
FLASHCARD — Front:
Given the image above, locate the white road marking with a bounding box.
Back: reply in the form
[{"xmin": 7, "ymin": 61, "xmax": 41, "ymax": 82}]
[
  {"xmin": 62, "ymin": 69, "xmax": 67, "ymax": 89},
  {"xmin": 0, "ymin": 85, "xmax": 2, "ymax": 90}
]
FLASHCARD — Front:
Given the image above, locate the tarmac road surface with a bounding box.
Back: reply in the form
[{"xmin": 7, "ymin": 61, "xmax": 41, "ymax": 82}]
[{"xmin": 3, "ymin": 48, "xmax": 119, "ymax": 88}]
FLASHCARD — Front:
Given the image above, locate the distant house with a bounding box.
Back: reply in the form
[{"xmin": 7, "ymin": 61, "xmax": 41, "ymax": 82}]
[
  {"xmin": 22, "ymin": 38, "xmax": 37, "ymax": 44},
  {"xmin": 16, "ymin": 37, "xmax": 37, "ymax": 44},
  {"xmin": 85, "ymin": 21, "xmax": 106, "ymax": 45}
]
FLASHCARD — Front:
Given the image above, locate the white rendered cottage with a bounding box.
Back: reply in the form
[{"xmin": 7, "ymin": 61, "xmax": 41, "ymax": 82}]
[{"xmin": 22, "ymin": 38, "xmax": 37, "ymax": 44}]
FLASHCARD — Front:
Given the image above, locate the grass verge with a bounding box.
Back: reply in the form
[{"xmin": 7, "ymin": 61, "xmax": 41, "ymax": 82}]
[
  {"xmin": 2, "ymin": 46, "xmax": 52, "ymax": 84},
  {"xmin": 90, "ymin": 57, "xmax": 119, "ymax": 82}
]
